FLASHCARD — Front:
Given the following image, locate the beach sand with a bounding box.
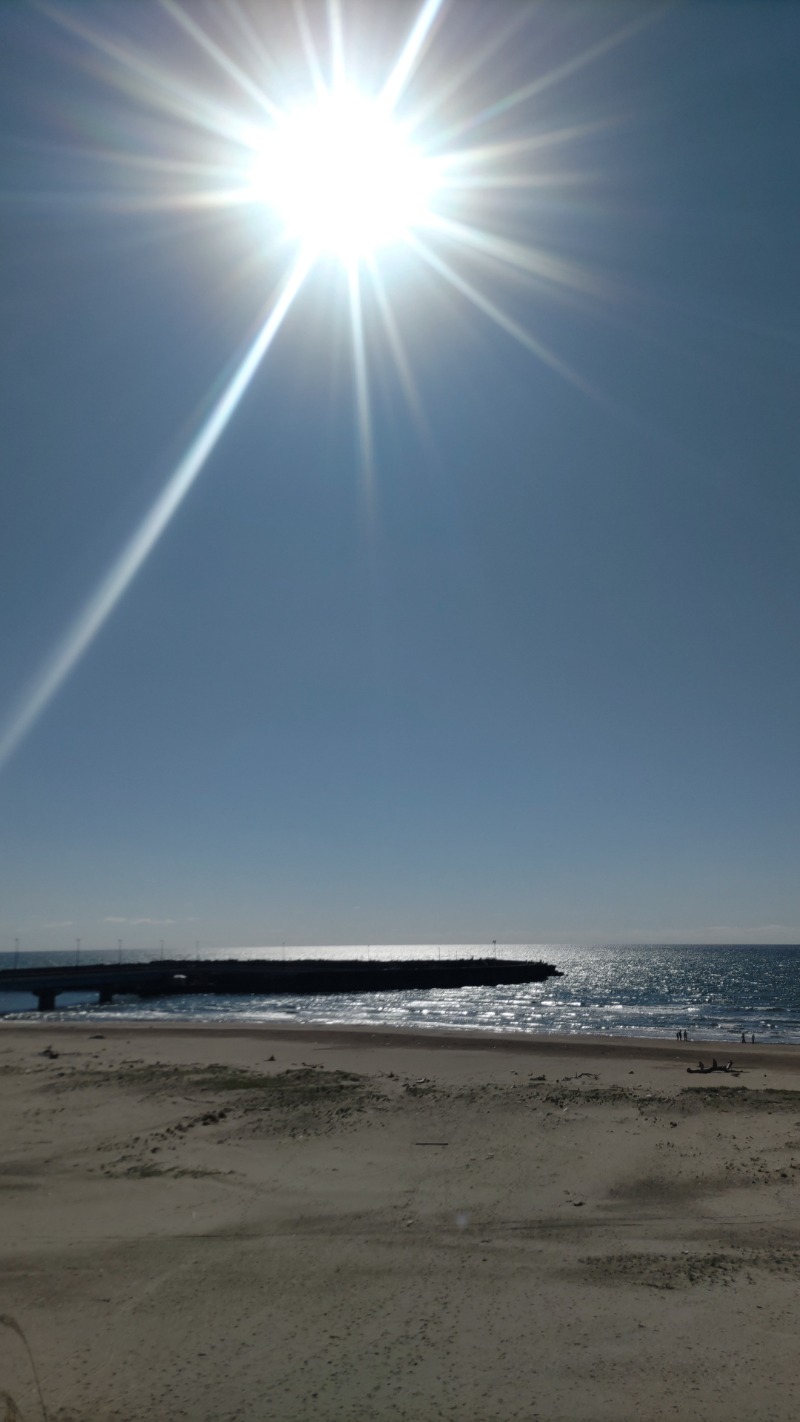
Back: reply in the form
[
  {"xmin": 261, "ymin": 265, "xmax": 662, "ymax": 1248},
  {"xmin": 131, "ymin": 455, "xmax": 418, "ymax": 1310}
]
[{"xmin": 2, "ymin": 1022, "xmax": 800, "ymax": 1421}]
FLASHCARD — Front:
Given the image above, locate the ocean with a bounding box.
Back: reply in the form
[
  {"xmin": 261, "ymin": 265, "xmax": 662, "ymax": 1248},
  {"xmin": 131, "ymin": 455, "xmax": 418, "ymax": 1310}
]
[{"xmin": 2, "ymin": 942, "xmax": 800, "ymax": 1043}]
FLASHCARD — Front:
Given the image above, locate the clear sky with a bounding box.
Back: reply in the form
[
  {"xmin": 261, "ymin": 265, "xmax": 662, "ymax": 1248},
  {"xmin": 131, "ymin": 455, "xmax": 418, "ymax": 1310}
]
[{"xmin": 1, "ymin": 1, "xmax": 799, "ymax": 952}]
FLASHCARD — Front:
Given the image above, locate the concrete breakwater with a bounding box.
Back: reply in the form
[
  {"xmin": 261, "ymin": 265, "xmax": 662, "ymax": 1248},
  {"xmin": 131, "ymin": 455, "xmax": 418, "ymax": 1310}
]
[{"xmin": 0, "ymin": 957, "xmax": 562, "ymax": 1013}]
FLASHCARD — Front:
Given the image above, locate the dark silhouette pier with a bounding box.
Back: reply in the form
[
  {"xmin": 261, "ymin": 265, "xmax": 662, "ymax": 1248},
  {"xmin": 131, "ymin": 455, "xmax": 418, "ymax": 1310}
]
[{"xmin": 0, "ymin": 956, "xmax": 561, "ymax": 1013}]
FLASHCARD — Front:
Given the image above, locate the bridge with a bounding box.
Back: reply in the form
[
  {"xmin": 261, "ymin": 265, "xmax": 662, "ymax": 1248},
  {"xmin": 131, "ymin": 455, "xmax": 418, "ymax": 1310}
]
[{"xmin": 0, "ymin": 956, "xmax": 561, "ymax": 1013}]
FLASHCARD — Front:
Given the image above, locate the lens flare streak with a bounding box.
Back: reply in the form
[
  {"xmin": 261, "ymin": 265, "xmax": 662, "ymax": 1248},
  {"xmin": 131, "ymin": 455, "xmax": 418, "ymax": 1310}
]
[{"xmin": 0, "ymin": 251, "xmax": 311, "ymax": 773}]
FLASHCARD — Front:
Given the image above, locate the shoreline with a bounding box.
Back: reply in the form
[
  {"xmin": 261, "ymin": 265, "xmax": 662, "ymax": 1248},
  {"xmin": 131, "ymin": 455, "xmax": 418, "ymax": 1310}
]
[{"xmin": 3, "ymin": 1015, "xmax": 799, "ymax": 1068}]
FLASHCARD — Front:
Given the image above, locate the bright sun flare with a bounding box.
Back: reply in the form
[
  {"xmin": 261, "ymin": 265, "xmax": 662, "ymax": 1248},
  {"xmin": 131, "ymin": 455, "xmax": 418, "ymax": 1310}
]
[
  {"xmin": 250, "ymin": 87, "xmax": 436, "ymax": 261},
  {"xmin": 0, "ymin": 0, "xmax": 634, "ymax": 772}
]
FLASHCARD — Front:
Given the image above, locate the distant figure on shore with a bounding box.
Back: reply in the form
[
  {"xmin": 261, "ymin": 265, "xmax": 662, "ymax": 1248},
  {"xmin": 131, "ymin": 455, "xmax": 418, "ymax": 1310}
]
[
  {"xmin": 751, "ymin": 1034, "xmax": 756, "ymax": 1045},
  {"xmin": 683, "ymin": 1030, "xmax": 689, "ymax": 1041},
  {"xmin": 741, "ymin": 1032, "xmax": 747, "ymax": 1044},
  {"xmin": 676, "ymin": 1030, "xmax": 682, "ymax": 1041}
]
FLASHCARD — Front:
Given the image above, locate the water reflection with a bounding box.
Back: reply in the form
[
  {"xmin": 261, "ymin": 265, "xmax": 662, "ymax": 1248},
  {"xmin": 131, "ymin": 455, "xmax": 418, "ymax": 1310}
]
[{"xmin": 2, "ymin": 943, "xmax": 800, "ymax": 1043}]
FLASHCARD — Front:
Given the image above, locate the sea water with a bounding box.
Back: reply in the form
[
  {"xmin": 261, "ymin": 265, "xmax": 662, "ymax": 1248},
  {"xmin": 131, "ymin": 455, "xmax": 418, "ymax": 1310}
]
[{"xmin": 2, "ymin": 942, "xmax": 800, "ymax": 1044}]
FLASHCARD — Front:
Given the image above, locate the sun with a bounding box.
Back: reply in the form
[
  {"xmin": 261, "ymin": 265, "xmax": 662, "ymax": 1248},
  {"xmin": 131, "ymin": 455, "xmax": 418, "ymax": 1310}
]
[
  {"xmin": 249, "ymin": 86, "xmax": 437, "ymax": 263},
  {"xmin": 1, "ymin": 0, "xmax": 627, "ymax": 772}
]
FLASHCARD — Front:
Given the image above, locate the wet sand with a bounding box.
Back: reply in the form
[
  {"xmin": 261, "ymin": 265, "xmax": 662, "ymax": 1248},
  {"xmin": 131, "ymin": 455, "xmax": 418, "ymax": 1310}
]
[{"xmin": 2, "ymin": 1021, "xmax": 800, "ymax": 1421}]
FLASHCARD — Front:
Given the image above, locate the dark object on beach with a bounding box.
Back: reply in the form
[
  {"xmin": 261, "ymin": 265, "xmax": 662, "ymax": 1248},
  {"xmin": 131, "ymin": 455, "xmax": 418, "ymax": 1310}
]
[
  {"xmin": 751, "ymin": 1034, "xmax": 756, "ymax": 1045},
  {"xmin": 687, "ymin": 1060, "xmax": 735, "ymax": 1075}
]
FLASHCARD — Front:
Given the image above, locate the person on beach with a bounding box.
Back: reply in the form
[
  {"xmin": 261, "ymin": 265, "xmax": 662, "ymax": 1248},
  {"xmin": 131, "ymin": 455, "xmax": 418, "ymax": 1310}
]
[
  {"xmin": 751, "ymin": 1034, "xmax": 756, "ymax": 1045},
  {"xmin": 741, "ymin": 1032, "xmax": 747, "ymax": 1044}
]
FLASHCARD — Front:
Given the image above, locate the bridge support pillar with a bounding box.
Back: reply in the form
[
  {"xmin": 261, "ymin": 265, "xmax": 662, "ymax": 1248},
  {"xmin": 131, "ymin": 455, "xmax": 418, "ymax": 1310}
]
[
  {"xmin": 98, "ymin": 988, "xmax": 114, "ymax": 1005},
  {"xmin": 36, "ymin": 990, "xmax": 56, "ymax": 1012}
]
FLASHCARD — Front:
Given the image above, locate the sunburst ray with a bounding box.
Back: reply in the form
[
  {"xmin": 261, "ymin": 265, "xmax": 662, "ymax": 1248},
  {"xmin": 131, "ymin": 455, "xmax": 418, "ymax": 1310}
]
[
  {"xmin": 407, "ymin": 233, "xmax": 596, "ymax": 397},
  {"xmin": 292, "ymin": 1, "xmax": 328, "ymax": 99},
  {"xmin": 161, "ymin": 0, "xmax": 284, "ymax": 122},
  {"xmin": 0, "ymin": 251, "xmax": 311, "ymax": 772},
  {"xmin": 346, "ymin": 261, "xmax": 374, "ymax": 492},
  {"xmin": 435, "ymin": 10, "xmax": 662, "ymax": 147},
  {"xmin": 380, "ymin": 0, "xmax": 445, "ymax": 114},
  {"xmin": 425, "ymin": 214, "xmax": 614, "ymax": 303},
  {"xmin": 39, "ymin": 2, "xmax": 254, "ymax": 148}
]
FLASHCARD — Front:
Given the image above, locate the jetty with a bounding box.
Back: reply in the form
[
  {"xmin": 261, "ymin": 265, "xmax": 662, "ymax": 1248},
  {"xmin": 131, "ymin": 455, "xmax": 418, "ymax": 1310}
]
[{"xmin": 0, "ymin": 957, "xmax": 561, "ymax": 1013}]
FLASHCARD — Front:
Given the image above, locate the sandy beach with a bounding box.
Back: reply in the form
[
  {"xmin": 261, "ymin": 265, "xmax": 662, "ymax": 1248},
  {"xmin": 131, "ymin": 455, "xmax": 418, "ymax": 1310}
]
[{"xmin": 2, "ymin": 1022, "xmax": 800, "ymax": 1421}]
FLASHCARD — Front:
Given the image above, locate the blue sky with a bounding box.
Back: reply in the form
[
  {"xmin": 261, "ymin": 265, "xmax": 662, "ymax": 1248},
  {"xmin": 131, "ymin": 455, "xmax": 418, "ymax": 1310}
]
[{"xmin": 1, "ymin": 1, "xmax": 799, "ymax": 951}]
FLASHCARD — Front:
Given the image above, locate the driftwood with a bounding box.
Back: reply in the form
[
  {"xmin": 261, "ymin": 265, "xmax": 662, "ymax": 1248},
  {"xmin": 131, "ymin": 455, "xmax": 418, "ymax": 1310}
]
[{"xmin": 686, "ymin": 1060, "xmax": 735, "ymax": 1075}]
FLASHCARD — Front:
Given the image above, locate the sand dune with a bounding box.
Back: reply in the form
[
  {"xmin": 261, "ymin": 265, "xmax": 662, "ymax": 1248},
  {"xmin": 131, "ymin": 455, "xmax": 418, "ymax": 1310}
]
[{"xmin": 2, "ymin": 1022, "xmax": 800, "ymax": 1421}]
